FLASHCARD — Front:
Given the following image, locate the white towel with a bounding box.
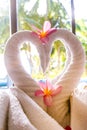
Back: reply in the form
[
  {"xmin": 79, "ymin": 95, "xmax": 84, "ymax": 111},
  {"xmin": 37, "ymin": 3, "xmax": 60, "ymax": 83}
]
[
  {"xmin": 0, "ymin": 88, "xmax": 64, "ymax": 130},
  {"xmin": 71, "ymin": 86, "xmax": 87, "ymax": 130},
  {"xmin": 0, "ymin": 90, "xmax": 9, "ymax": 130}
]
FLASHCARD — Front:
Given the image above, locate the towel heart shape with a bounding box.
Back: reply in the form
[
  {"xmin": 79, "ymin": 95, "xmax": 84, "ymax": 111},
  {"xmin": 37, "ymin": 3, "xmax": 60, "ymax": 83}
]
[{"xmin": 4, "ymin": 27, "xmax": 85, "ymax": 128}]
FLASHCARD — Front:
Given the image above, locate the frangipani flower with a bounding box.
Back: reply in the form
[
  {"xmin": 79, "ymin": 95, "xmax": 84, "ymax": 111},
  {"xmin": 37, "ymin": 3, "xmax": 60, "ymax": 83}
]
[
  {"xmin": 31, "ymin": 21, "xmax": 57, "ymax": 44},
  {"xmin": 35, "ymin": 80, "xmax": 62, "ymax": 106}
]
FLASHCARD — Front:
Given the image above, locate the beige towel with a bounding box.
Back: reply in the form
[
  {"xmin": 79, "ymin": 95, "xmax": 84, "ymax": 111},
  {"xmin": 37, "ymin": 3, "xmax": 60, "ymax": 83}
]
[
  {"xmin": 71, "ymin": 85, "xmax": 87, "ymax": 130},
  {"xmin": 0, "ymin": 90, "xmax": 9, "ymax": 130},
  {"xmin": 0, "ymin": 88, "xmax": 64, "ymax": 130}
]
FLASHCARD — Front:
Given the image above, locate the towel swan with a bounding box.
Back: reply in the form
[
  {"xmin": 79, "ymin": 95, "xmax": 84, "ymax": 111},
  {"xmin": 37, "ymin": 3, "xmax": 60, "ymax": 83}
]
[{"xmin": 4, "ymin": 28, "xmax": 85, "ymax": 129}]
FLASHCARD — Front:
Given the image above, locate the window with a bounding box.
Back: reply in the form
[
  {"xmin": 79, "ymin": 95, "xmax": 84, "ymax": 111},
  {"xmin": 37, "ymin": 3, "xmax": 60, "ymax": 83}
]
[
  {"xmin": 0, "ymin": 0, "xmax": 87, "ymax": 87},
  {"xmin": 0, "ymin": 0, "xmax": 10, "ymax": 77}
]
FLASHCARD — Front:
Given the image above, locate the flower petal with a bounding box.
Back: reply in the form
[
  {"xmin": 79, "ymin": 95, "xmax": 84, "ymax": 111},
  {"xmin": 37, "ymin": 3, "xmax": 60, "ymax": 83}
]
[
  {"xmin": 43, "ymin": 21, "xmax": 51, "ymax": 32},
  {"xmin": 47, "ymin": 28, "xmax": 57, "ymax": 35},
  {"xmin": 52, "ymin": 86, "xmax": 62, "ymax": 96},
  {"xmin": 65, "ymin": 126, "xmax": 72, "ymax": 130},
  {"xmin": 44, "ymin": 95, "xmax": 53, "ymax": 106},
  {"xmin": 35, "ymin": 90, "xmax": 44, "ymax": 96},
  {"xmin": 46, "ymin": 80, "xmax": 53, "ymax": 90},
  {"xmin": 31, "ymin": 32, "xmax": 38, "ymax": 37},
  {"xmin": 40, "ymin": 37, "xmax": 49, "ymax": 44},
  {"xmin": 38, "ymin": 81, "xmax": 46, "ymax": 90},
  {"xmin": 31, "ymin": 24, "xmax": 41, "ymax": 33}
]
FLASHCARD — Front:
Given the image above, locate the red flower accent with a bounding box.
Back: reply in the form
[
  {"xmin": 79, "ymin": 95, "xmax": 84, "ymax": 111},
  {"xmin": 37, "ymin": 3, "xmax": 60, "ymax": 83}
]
[
  {"xmin": 65, "ymin": 126, "xmax": 72, "ymax": 130},
  {"xmin": 35, "ymin": 80, "xmax": 62, "ymax": 106},
  {"xmin": 31, "ymin": 21, "xmax": 57, "ymax": 44}
]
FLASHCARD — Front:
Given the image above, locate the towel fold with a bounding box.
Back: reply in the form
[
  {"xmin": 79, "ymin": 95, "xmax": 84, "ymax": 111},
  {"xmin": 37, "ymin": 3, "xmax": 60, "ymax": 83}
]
[
  {"xmin": 0, "ymin": 88, "xmax": 64, "ymax": 130},
  {"xmin": 8, "ymin": 90, "xmax": 37, "ymax": 130},
  {"xmin": 71, "ymin": 86, "xmax": 87, "ymax": 130},
  {"xmin": 0, "ymin": 90, "xmax": 9, "ymax": 130}
]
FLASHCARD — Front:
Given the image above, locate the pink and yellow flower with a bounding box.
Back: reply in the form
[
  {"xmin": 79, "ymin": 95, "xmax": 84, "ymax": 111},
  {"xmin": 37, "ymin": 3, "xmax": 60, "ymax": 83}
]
[
  {"xmin": 31, "ymin": 21, "xmax": 57, "ymax": 44},
  {"xmin": 35, "ymin": 80, "xmax": 62, "ymax": 106}
]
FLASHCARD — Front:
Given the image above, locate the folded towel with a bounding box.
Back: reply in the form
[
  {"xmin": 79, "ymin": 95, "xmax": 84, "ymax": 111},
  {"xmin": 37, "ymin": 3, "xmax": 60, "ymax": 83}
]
[
  {"xmin": 8, "ymin": 89, "xmax": 37, "ymax": 130},
  {"xmin": 0, "ymin": 90, "xmax": 9, "ymax": 130},
  {"xmin": 71, "ymin": 86, "xmax": 87, "ymax": 130},
  {"xmin": 0, "ymin": 88, "xmax": 64, "ymax": 130}
]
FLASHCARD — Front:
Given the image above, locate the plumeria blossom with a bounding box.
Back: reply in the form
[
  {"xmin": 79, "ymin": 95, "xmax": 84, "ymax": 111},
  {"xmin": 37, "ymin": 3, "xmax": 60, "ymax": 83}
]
[
  {"xmin": 35, "ymin": 80, "xmax": 62, "ymax": 106},
  {"xmin": 31, "ymin": 21, "xmax": 57, "ymax": 44}
]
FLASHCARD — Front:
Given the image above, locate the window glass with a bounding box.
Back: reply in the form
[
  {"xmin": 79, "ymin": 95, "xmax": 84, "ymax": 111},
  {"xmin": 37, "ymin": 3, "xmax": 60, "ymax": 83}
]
[
  {"xmin": 0, "ymin": 0, "xmax": 87, "ymax": 85},
  {"xmin": 17, "ymin": 0, "xmax": 71, "ymax": 30},
  {"xmin": 0, "ymin": 0, "xmax": 10, "ymax": 53},
  {"xmin": 74, "ymin": 0, "xmax": 87, "ymax": 76},
  {"xmin": 0, "ymin": 0, "xmax": 10, "ymax": 87},
  {"xmin": 17, "ymin": 0, "xmax": 71, "ymax": 79}
]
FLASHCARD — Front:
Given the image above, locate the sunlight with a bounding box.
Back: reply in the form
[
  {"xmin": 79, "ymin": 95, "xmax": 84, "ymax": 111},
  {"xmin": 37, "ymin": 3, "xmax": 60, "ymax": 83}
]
[
  {"xmin": 24, "ymin": 0, "xmax": 87, "ymax": 19},
  {"xmin": 24, "ymin": 0, "xmax": 47, "ymax": 16},
  {"xmin": 0, "ymin": 0, "xmax": 87, "ymax": 19},
  {"xmin": 60, "ymin": 0, "xmax": 87, "ymax": 19},
  {"xmin": 0, "ymin": 1, "xmax": 5, "ymax": 7},
  {"xmin": 0, "ymin": 0, "xmax": 8, "ymax": 9},
  {"xmin": 0, "ymin": 55, "xmax": 7, "ymax": 78},
  {"xmin": 24, "ymin": 0, "xmax": 37, "ymax": 12},
  {"xmin": 37, "ymin": 0, "xmax": 47, "ymax": 16},
  {"xmin": 75, "ymin": 0, "xmax": 87, "ymax": 19},
  {"xmin": 0, "ymin": 0, "xmax": 9, "ymax": 16}
]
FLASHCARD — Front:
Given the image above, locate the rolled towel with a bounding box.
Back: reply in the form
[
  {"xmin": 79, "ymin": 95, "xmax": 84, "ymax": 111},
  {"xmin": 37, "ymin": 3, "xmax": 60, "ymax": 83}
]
[
  {"xmin": 0, "ymin": 89, "xmax": 9, "ymax": 130},
  {"xmin": 11, "ymin": 87, "xmax": 64, "ymax": 130},
  {"xmin": 8, "ymin": 90, "xmax": 37, "ymax": 130}
]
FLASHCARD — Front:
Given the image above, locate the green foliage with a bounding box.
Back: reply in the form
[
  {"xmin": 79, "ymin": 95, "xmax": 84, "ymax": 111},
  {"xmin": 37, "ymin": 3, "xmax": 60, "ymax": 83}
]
[
  {"xmin": 76, "ymin": 19, "xmax": 87, "ymax": 43},
  {"xmin": 18, "ymin": 0, "xmax": 70, "ymax": 30},
  {"xmin": 0, "ymin": 0, "xmax": 10, "ymax": 53},
  {"xmin": 0, "ymin": 16, "xmax": 10, "ymax": 53},
  {"xmin": 76, "ymin": 19, "xmax": 87, "ymax": 55}
]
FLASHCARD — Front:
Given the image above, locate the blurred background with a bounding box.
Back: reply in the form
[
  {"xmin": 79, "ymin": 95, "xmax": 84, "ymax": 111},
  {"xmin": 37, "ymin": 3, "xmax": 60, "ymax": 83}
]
[{"xmin": 0, "ymin": 0, "xmax": 87, "ymax": 87}]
